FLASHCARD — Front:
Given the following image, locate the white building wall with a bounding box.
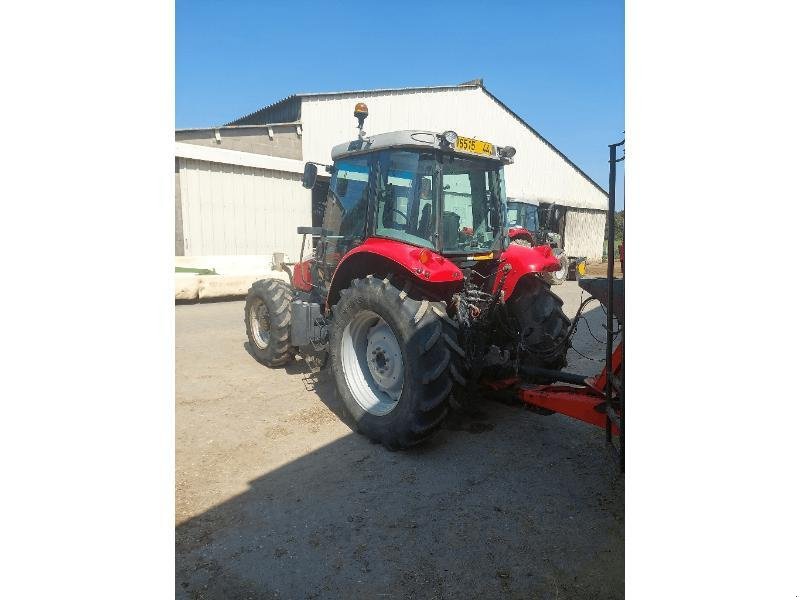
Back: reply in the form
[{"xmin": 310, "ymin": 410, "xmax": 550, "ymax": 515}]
[
  {"xmin": 563, "ymin": 209, "xmax": 607, "ymax": 261},
  {"xmin": 300, "ymin": 87, "xmax": 608, "ymax": 211},
  {"xmin": 177, "ymin": 157, "xmax": 310, "ymax": 261}
]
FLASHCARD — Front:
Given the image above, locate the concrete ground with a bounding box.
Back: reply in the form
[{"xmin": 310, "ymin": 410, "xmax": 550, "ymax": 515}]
[{"xmin": 176, "ymin": 281, "xmax": 624, "ymax": 599}]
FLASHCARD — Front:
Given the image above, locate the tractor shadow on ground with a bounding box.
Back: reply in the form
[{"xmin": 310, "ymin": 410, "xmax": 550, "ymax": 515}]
[
  {"xmin": 176, "ymin": 405, "xmax": 624, "ymax": 600},
  {"xmin": 177, "ymin": 305, "xmax": 624, "ymax": 599}
]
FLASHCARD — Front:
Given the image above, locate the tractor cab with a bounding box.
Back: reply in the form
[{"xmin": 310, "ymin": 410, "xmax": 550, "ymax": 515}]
[
  {"xmin": 301, "ymin": 112, "xmax": 517, "ymax": 303},
  {"xmin": 507, "ymin": 197, "xmax": 540, "ymax": 246},
  {"xmin": 507, "ymin": 198, "xmax": 540, "ymax": 232}
]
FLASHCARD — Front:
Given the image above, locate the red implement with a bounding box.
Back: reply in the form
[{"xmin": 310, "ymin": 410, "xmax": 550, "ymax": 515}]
[{"xmin": 483, "ymin": 343, "xmax": 623, "ymax": 435}]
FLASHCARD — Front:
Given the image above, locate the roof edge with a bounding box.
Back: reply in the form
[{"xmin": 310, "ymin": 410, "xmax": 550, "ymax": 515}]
[
  {"xmin": 478, "ymin": 87, "xmax": 608, "ymax": 197},
  {"xmin": 224, "ymin": 83, "xmax": 483, "ymax": 126},
  {"xmin": 294, "ymin": 83, "xmax": 481, "ymax": 99},
  {"xmin": 176, "ymin": 121, "xmax": 301, "ymax": 133}
]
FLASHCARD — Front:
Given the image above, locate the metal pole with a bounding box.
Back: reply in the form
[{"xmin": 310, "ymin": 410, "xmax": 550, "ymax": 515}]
[
  {"xmin": 605, "ymin": 143, "xmax": 616, "ymax": 443},
  {"xmin": 606, "ymin": 140, "xmax": 624, "ymax": 451},
  {"xmin": 619, "ymin": 149, "xmax": 625, "ymax": 472}
]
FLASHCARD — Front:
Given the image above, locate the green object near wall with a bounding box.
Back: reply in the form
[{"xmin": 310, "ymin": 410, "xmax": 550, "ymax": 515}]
[{"xmin": 175, "ymin": 267, "xmax": 218, "ymax": 275}]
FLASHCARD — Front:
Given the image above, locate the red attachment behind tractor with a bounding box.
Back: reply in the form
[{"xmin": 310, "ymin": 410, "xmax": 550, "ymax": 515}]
[{"xmin": 483, "ymin": 343, "xmax": 622, "ymax": 435}]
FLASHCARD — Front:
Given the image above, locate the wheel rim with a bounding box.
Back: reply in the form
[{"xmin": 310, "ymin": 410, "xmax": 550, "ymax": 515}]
[
  {"xmin": 341, "ymin": 310, "xmax": 404, "ymax": 416},
  {"xmin": 249, "ymin": 299, "xmax": 271, "ymax": 349}
]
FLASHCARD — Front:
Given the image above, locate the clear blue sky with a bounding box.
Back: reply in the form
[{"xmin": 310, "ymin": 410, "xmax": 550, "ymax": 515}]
[{"xmin": 177, "ymin": 0, "xmax": 624, "ymax": 206}]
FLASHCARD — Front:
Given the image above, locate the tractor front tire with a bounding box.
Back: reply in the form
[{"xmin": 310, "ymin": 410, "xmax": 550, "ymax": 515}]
[
  {"xmin": 543, "ymin": 250, "xmax": 569, "ymax": 286},
  {"xmin": 244, "ymin": 278, "xmax": 293, "ymax": 367},
  {"xmin": 329, "ymin": 276, "xmax": 453, "ymax": 450}
]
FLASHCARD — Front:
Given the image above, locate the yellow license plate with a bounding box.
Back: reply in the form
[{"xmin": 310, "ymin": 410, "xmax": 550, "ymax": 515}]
[{"xmin": 455, "ymin": 136, "xmax": 493, "ymax": 156}]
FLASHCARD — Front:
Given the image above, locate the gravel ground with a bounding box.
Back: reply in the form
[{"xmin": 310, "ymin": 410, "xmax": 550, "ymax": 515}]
[{"xmin": 176, "ymin": 280, "xmax": 624, "ymax": 599}]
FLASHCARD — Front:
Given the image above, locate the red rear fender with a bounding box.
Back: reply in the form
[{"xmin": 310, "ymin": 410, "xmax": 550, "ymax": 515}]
[
  {"xmin": 496, "ymin": 243, "xmax": 561, "ymax": 297},
  {"xmin": 327, "ymin": 237, "xmax": 464, "ymax": 306}
]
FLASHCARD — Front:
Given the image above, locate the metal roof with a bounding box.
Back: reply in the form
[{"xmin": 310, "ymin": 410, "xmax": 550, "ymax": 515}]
[
  {"xmin": 225, "ymin": 81, "xmax": 607, "ymax": 196},
  {"xmin": 175, "ymin": 121, "xmax": 300, "ymax": 133},
  {"xmin": 225, "ymin": 83, "xmax": 484, "ymax": 127}
]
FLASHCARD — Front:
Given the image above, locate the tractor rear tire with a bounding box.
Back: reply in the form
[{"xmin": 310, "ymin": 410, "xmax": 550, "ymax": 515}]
[
  {"xmin": 508, "ymin": 276, "xmax": 571, "ymax": 373},
  {"xmin": 543, "ymin": 250, "xmax": 569, "ymax": 286},
  {"xmin": 244, "ymin": 278, "xmax": 293, "ymax": 367},
  {"xmin": 329, "ymin": 276, "xmax": 453, "ymax": 450}
]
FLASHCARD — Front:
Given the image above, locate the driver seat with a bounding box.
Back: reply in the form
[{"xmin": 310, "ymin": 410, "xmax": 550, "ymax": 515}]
[
  {"xmin": 417, "ymin": 203, "xmax": 432, "ymax": 241},
  {"xmin": 382, "ymin": 184, "xmax": 397, "ymax": 229}
]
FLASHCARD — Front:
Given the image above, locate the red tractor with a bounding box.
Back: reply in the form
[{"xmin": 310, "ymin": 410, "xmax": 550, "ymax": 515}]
[{"xmin": 245, "ymin": 103, "xmax": 572, "ymax": 450}]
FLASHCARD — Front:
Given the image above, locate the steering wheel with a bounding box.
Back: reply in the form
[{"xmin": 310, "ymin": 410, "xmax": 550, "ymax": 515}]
[{"xmin": 387, "ymin": 208, "xmax": 408, "ymax": 225}]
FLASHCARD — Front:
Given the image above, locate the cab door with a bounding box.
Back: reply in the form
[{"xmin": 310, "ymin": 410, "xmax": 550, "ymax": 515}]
[{"xmin": 317, "ymin": 154, "xmax": 375, "ymax": 286}]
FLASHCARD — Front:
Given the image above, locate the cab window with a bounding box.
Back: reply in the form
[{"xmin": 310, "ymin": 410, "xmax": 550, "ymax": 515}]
[
  {"xmin": 321, "ymin": 156, "xmax": 372, "ymax": 271},
  {"xmin": 325, "ymin": 157, "xmax": 370, "ymax": 241},
  {"xmin": 374, "ymin": 151, "xmax": 436, "ymax": 249}
]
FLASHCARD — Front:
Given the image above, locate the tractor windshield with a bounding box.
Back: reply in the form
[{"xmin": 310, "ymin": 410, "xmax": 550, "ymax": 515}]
[{"xmin": 373, "ymin": 149, "xmax": 506, "ymax": 254}]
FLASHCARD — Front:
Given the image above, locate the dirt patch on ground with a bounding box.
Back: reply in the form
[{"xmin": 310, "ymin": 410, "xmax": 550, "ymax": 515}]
[
  {"xmin": 175, "ymin": 282, "xmax": 624, "ymax": 599},
  {"xmin": 289, "ymin": 405, "xmax": 340, "ymax": 432}
]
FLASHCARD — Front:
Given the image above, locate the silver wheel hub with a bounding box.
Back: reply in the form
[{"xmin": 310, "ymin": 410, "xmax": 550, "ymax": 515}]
[
  {"xmin": 249, "ymin": 299, "xmax": 270, "ymax": 349},
  {"xmin": 341, "ymin": 311, "xmax": 404, "ymax": 416},
  {"xmin": 366, "ymin": 322, "xmax": 403, "ymax": 394}
]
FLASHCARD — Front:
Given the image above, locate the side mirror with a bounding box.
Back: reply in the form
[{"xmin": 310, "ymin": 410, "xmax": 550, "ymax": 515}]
[{"xmin": 302, "ymin": 162, "xmax": 318, "ymax": 189}]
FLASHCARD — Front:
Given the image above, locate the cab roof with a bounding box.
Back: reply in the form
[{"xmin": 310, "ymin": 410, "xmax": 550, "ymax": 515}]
[{"xmin": 331, "ymin": 130, "xmax": 513, "ymax": 165}]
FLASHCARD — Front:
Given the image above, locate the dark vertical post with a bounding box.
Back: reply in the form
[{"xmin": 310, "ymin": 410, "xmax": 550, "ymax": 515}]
[
  {"xmin": 620, "ymin": 158, "xmax": 625, "ymax": 471},
  {"xmin": 606, "ymin": 139, "xmax": 624, "ymax": 470},
  {"xmin": 605, "ymin": 143, "xmax": 617, "ymax": 444}
]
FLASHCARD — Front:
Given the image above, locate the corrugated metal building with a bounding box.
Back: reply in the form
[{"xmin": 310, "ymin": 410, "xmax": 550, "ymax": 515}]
[{"xmin": 175, "ymin": 80, "xmax": 608, "ymax": 262}]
